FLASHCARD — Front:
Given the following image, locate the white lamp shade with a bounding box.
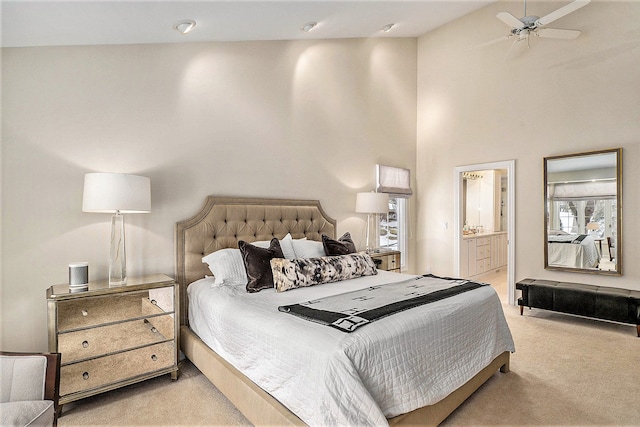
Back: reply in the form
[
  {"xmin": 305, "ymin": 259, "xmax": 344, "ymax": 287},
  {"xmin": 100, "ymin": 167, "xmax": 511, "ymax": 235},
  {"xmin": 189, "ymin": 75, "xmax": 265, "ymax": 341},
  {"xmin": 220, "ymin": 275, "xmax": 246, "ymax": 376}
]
[
  {"xmin": 355, "ymin": 192, "xmax": 389, "ymax": 214},
  {"xmin": 83, "ymin": 173, "xmax": 151, "ymax": 213}
]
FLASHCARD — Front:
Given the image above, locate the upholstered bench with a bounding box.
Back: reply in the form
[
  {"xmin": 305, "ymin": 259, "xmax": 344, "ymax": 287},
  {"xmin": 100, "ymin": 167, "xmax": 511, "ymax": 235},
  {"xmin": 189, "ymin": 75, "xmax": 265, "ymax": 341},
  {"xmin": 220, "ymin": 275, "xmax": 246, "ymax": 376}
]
[{"xmin": 516, "ymin": 278, "xmax": 640, "ymax": 337}]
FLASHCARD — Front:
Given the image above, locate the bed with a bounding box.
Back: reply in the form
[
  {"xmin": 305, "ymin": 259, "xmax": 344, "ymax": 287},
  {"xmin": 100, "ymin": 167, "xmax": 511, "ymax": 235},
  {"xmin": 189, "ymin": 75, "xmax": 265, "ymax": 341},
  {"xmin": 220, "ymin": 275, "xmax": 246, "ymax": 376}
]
[
  {"xmin": 547, "ymin": 231, "xmax": 600, "ymax": 269},
  {"xmin": 176, "ymin": 196, "xmax": 514, "ymax": 426}
]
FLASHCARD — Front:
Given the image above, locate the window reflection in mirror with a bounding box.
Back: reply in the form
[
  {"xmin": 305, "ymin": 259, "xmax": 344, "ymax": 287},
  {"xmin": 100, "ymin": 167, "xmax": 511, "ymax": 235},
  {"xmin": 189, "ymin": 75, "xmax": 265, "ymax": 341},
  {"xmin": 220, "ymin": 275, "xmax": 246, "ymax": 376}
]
[{"xmin": 544, "ymin": 148, "xmax": 622, "ymax": 275}]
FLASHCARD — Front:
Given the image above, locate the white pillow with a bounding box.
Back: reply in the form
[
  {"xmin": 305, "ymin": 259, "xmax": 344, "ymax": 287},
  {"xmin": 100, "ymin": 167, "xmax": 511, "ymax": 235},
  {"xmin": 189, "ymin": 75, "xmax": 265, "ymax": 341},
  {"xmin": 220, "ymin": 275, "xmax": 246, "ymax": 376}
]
[
  {"xmin": 291, "ymin": 239, "xmax": 325, "ymax": 258},
  {"xmin": 202, "ymin": 248, "xmax": 247, "ymax": 286},
  {"xmin": 548, "ymin": 229, "xmax": 569, "ymax": 235},
  {"xmin": 253, "ymin": 233, "xmax": 296, "ymax": 259}
]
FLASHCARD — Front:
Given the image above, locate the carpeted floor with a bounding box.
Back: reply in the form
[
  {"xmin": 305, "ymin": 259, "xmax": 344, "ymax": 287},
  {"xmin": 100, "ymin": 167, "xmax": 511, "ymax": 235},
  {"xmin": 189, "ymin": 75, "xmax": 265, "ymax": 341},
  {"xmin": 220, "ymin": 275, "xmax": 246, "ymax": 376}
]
[{"xmin": 59, "ymin": 270, "xmax": 640, "ymax": 426}]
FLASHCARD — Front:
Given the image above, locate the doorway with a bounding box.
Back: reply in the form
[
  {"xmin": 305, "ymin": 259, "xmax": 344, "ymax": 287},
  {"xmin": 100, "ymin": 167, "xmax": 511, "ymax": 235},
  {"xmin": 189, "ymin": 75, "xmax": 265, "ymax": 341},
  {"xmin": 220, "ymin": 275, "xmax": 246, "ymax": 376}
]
[{"xmin": 454, "ymin": 160, "xmax": 515, "ymax": 305}]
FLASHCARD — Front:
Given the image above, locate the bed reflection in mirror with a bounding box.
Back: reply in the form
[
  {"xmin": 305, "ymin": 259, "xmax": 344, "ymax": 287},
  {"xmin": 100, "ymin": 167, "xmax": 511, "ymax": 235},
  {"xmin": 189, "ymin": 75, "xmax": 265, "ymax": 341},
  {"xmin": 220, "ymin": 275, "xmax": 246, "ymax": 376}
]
[{"xmin": 544, "ymin": 148, "xmax": 622, "ymax": 275}]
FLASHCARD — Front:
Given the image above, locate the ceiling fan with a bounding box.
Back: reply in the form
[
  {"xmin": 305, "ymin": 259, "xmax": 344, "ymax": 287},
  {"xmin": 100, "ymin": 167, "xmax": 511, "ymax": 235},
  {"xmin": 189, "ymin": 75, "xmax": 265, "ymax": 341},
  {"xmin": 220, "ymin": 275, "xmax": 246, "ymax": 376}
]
[{"xmin": 494, "ymin": 0, "xmax": 591, "ymax": 51}]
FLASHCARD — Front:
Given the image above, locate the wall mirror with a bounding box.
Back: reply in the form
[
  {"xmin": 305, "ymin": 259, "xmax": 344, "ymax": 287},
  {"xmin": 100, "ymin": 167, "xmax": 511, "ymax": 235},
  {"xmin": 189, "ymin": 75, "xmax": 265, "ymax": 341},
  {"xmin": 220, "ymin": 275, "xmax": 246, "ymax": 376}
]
[{"xmin": 544, "ymin": 148, "xmax": 622, "ymax": 275}]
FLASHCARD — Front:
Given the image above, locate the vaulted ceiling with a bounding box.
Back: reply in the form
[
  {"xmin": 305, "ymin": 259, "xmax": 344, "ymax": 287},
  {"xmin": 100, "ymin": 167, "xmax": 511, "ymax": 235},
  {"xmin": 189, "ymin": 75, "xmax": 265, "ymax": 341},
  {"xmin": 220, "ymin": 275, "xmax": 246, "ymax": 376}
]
[{"xmin": 1, "ymin": 1, "xmax": 495, "ymax": 47}]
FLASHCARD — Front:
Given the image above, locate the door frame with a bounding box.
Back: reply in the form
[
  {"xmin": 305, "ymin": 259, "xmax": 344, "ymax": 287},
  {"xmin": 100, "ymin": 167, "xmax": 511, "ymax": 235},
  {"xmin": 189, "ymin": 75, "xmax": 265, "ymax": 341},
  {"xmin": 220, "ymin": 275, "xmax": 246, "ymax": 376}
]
[{"xmin": 454, "ymin": 160, "xmax": 516, "ymax": 305}]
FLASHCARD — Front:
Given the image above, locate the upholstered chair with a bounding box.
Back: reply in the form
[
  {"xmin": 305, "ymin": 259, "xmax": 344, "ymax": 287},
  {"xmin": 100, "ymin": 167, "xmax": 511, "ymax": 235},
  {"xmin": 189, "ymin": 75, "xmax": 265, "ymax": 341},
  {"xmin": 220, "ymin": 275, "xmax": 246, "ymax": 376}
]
[{"xmin": 0, "ymin": 352, "xmax": 61, "ymax": 427}]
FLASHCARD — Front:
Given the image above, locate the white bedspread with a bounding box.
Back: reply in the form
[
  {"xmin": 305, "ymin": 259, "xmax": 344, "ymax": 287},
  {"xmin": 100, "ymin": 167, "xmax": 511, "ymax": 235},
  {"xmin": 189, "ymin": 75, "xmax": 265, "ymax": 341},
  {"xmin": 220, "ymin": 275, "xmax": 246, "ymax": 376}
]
[
  {"xmin": 548, "ymin": 234, "xmax": 600, "ymax": 268},
  {"xmin": 188, "ymin": 271, "xmax": 515, "ymax": 426}
]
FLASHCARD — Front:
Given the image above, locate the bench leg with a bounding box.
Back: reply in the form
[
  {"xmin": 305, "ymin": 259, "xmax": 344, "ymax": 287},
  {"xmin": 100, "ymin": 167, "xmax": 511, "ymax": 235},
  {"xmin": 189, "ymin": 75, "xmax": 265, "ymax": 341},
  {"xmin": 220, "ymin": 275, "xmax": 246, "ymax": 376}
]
[
  {"xmin": 519, "ymin": 305, "xmax": 523, "ymax": 315},
  {"xmin": 637, "ymin": 325, "xmax": 639, "ymax": 337}
]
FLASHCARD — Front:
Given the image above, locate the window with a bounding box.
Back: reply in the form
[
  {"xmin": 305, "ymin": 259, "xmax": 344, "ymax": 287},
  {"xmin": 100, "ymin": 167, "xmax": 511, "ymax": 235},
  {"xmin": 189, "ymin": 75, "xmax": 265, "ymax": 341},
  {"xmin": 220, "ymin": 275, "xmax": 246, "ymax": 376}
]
[
  {"xmin": 549, "ymin": 199, "xmax": 615, "ymax": 238},
  {"xmin": 376, "ymin": 164, "xmax": 412, "ymax": 270},
  {"xmin": 547, "ymin": 179, "xmax": 616, "ymax": 240},
  {"xmin": 379, "ymin": 197, "xmax": 408, "ymax": 269}
]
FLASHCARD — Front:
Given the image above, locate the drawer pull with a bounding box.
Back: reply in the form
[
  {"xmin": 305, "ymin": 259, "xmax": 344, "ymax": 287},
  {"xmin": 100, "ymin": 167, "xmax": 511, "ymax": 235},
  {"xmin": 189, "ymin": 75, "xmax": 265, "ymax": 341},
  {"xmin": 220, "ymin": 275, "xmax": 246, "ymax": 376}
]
[
  {"xmin": 81, "ymin": 310, "xmax": 88, "ymax": 317},
  {"xmin": 83, "ymin": 372, "xmax": 89, "ymax": 380},
  {"xmin": 151, "ymin": 327, "xmax": 158, "ymax": 333},
  {"xmin": 151, "ymin": 354, "xmax": 157, "ymax": 361},
  {"xmin": 82, "ymin": 340, "xmax": 89, "ymax": 348},
  {"xmin": 150, "ymin": 299, "xmax": 157, "ymax": 305}
]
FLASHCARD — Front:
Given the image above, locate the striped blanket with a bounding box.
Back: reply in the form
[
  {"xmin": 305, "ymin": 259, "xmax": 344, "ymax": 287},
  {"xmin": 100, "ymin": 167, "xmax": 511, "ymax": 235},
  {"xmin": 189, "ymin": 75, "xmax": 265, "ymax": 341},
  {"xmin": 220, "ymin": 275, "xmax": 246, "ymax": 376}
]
[{"xmin": 278, "ymin": 274, "xmax": 485, "ymax": 332}]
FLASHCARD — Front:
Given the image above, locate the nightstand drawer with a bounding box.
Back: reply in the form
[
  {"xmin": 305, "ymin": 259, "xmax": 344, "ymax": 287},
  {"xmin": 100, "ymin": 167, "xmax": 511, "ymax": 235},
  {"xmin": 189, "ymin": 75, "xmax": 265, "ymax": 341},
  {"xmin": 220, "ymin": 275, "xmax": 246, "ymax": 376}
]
[
  {"xmin": 58, "ymin": 315, "xmax": 175, "ymax": 364},
  {"xmin": 60, "ymin": 341, "xmax": 175, "ymax": 396},
  {"xmin": 57, "ymin": 287, "xmax": 174, "ymax": 332},
  {"xmin": 368, "ymin": 250, "xmax": 401, "ymax": 272},
  {"xmin": 377, "ymin": 254, "xmax": 399, "ymax": 270}
]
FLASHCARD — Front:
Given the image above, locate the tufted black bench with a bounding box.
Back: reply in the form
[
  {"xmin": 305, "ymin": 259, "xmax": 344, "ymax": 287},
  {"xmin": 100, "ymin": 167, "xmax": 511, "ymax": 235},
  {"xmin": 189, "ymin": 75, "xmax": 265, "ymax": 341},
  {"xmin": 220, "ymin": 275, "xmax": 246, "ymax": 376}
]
[{"xmin": 516, "ymin": 278, "xmax": 640, "ymax": 337}]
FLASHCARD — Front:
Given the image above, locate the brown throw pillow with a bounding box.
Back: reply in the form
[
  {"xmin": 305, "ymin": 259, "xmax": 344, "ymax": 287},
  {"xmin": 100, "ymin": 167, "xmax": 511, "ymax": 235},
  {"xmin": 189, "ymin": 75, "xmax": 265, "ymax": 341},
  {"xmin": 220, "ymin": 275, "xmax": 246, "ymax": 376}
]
[
  {"xmin": 239, "ymin": 238, "xmax": 284, "ymax": 293},
  {"xmin": 322, "ymin": 232, "xmax": 356, "ymax": 256}
]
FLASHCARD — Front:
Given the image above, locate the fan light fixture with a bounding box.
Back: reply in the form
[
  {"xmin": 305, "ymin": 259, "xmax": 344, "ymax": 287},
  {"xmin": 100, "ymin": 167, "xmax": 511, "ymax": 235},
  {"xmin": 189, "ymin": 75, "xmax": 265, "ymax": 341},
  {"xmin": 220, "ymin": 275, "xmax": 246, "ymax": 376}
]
[
  {"xmin": 301, "ymin": 22, "xmax": 317, "ymax": 32},
  {"xmin": 495, "ymin": 0, "xmax": 590, "ymax": 47},
  {"xmin": 381, "ymin": 23, "xmax": 395, "ymax": 32},
  {"xmin": 174, "ymin": 20, "xmax": 196, "ymax": 35}
]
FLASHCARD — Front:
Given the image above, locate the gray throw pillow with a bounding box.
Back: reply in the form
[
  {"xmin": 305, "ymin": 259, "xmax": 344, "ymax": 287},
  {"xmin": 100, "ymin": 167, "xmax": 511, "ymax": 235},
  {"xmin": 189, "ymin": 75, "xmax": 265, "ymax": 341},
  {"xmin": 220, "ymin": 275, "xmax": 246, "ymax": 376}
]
[
  {"xmin": 322, "ymin": 232, "xmax": 357, "ymax": 255},
  {"xmin": 239, "ymin": 238, "xmax": 284, "ymax": 293}
]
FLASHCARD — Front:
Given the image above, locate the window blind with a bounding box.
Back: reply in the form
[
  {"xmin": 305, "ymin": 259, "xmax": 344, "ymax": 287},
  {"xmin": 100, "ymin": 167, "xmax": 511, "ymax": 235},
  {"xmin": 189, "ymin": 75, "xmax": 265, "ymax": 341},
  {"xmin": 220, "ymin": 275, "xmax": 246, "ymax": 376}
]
[
  {"xmin": 548, "ymin": 181, "xmax": 616, "ymax": 201},
  {"xmin": 376, "ymin": 164, "xmax": 413, "ymax": 198}
]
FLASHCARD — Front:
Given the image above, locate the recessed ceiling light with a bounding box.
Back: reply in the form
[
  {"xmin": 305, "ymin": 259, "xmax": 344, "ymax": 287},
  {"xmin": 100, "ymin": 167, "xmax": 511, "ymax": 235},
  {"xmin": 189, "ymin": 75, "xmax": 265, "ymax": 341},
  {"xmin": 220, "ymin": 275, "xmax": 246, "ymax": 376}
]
[
  {"xmin": 382, "ymin": 23, "xmax": 395, "ymax": 33},
  {"xmin": 174, "ymin": 20, "xmax": 196, "ymax": 35},
  {"xmin": 301, "ymin": 22, "xmax": 317, "ymax": 32}
]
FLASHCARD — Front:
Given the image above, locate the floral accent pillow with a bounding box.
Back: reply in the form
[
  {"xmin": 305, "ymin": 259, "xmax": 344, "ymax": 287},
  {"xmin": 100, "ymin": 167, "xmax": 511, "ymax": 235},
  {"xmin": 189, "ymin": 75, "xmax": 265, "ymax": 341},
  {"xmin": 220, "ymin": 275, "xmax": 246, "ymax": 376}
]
[{"xmin": 270, "ymin": 253, "xmax": 377, "ymax": 293}]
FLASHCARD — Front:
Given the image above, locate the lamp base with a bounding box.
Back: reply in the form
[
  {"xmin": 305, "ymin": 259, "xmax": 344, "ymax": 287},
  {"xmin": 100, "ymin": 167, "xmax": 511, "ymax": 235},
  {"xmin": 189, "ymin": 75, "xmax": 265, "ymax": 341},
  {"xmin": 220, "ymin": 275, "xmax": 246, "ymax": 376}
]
[
  {"xmin": 364, "ymin": 213, "xmax": 371, "ymax": 253},
  {"xmin": 109, "ymin": 212, "xmax": 127, "ymax": 286},
  {"xmin": 364, "ymin": 213, "xmax": 381, "ymax": 254},
  {"xmin": 109, "ymin": 278, "xmax": 127, "ymax": 287}
]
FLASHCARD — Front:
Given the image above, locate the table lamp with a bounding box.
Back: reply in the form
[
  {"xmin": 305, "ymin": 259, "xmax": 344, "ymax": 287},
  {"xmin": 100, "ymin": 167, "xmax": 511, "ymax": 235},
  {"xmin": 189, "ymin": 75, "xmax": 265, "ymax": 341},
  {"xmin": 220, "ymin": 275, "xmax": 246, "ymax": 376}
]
[
  {"xmin": 587, "ymin": 222, "xmax": 600, "ymax": 235},
  {"xmin": 356, "ymin": 192, "xmax": 389, "ymax": 252},
  {"xmin": 82, "ymin": 173, "xmax": 151, "ymax": 285}
]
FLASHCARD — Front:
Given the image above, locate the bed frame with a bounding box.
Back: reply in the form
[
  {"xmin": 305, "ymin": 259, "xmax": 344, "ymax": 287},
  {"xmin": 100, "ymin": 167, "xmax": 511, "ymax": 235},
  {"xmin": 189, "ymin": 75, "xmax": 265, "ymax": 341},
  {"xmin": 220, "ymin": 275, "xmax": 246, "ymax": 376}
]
[{"xmin": 176, "ymin": 196, "xmax": 510, "ymax": 426}]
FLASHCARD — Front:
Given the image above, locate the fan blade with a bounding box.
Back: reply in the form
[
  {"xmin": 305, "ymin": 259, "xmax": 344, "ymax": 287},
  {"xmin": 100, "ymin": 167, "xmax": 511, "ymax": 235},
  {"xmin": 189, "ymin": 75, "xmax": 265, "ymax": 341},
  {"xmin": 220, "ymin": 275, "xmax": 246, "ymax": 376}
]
[
  {"xmin": 505, "ymin": 38, "xmax": 529, "ymax": 60},
  {"xmin": 497, "ymin": 12, "xmax": 524, "ymax": 28},
  {"xmin": 536, "ymin": 28, "xmax": 582, "ymax": 39},
  {"xmin": 477, "ymin": 35, "xmax": 513, "ymax": 48},
  {"xmin": 536, "ymin": 0, "xmax": 591, "ymax": 27}
]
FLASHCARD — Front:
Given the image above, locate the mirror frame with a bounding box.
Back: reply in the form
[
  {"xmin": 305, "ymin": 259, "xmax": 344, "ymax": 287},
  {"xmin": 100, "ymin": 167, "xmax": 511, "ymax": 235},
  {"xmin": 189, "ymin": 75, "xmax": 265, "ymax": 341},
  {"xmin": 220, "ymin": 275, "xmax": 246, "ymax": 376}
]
[{"xmin": 543, "ymin": 148, "xmax": 622, "ymax": 275}]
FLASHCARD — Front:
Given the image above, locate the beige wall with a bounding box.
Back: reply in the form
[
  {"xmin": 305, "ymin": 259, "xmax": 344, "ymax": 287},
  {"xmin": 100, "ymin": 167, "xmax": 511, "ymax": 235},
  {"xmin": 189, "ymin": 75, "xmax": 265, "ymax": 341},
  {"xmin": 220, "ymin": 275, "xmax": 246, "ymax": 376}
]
[
  {"xmin": 1, "ymin": 38, "xmax": 417, "ymax": 351},
  {"xmin": 416, "ymin": 1, "xmax": 640, "ymax": 291},
  {"xmin": 3, "ymin": 0, "xmax": 639, "ymax": 352}
]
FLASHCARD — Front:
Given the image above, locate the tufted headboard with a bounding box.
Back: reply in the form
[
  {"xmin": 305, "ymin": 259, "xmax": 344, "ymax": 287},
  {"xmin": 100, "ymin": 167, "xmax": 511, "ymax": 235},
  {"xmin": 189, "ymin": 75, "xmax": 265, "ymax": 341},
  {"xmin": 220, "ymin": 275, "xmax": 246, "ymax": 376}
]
[{"xmin": 175, "ymin": 196, "xmax": 337, "ymax": 325}]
